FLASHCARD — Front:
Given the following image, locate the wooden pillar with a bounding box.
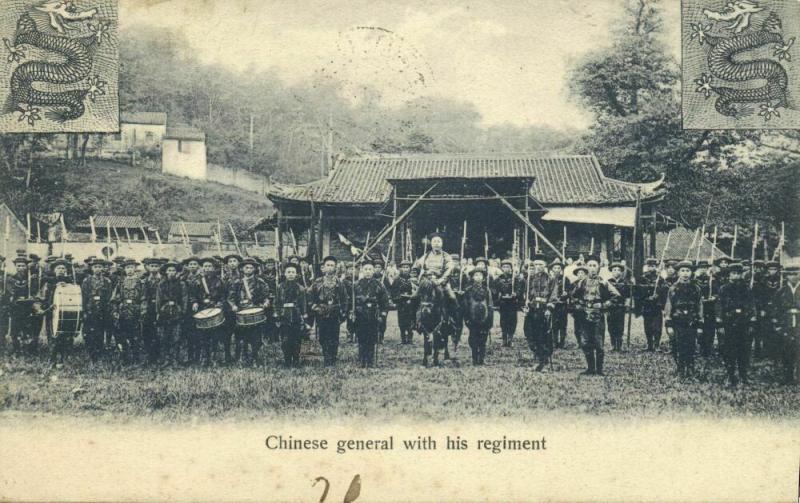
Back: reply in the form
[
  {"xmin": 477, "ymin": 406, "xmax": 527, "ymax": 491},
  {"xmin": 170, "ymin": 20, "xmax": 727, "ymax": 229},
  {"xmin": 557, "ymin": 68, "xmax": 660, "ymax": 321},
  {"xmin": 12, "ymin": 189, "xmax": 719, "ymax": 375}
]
[
  {"xmin": 523, "ymin": 181, "xmax": 530, "ymax": 262},
  {"xmin": 316, "ymin": 208, "xmax": 324, "ymax": 260},
  {"xmin": 276, "ymin": 207, "xmax": 283, "ymax": 262},
  {"xmin": 649, "ymin": 205, "xmax": 657, "ymax": 257}
]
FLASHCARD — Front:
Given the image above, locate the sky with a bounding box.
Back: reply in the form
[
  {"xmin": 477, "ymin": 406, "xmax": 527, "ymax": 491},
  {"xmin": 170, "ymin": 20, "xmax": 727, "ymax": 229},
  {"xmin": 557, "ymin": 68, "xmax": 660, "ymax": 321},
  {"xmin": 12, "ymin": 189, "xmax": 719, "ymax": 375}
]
[{"xmin": 121, "ymin": 0, "xmax": 681, "ymax": 130}]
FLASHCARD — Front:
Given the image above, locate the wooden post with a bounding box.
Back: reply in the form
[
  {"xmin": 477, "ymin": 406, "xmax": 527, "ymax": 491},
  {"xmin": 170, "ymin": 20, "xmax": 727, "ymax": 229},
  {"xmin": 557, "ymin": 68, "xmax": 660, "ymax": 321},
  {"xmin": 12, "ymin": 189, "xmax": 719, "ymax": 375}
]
[
  {"xmin": 523, "ymin": 181, "xmax": 530, "ymax": 262},
  {"xmin": 388, "ymin": 191, "xmax": 398, "ymax": 264}
]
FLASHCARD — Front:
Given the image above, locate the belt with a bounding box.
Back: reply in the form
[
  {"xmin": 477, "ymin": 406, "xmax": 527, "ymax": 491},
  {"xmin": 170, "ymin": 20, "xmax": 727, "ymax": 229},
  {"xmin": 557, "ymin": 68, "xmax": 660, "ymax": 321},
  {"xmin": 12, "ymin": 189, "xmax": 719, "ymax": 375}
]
[
  {"xmin": 93, "ymin": 296, "xmax": 100, "ymax": 300},
  {"xmin": 534, "ymin": 297, "xmax": 547, "ymax": 303},
  {"xmin": 734, "ymin": 309, "xmax": 742, "ymax": 314},
  {"xmin": 283, "ymin": 303, "xmax": 295, "ymax": 308},
  {"xmin": 125, "ymin": 300, "xmax": 133, "ymax": 304},
  {"xmin": 366, "ymin": 302, "xmax": 373, "ymax": 307},
  {"xmin": 789, "ymin": 309, "xmax": 799, "ymax": 314},
  {"xmin": 168, "ymin": 301, "xmax": 175, "ymax": 306}
]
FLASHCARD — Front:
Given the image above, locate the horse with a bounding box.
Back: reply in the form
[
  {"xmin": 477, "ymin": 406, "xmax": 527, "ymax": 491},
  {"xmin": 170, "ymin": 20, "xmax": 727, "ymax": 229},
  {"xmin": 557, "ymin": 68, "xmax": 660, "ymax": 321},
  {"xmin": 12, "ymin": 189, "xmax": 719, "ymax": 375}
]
[
  {"xmin": 462, "ymin": 283, "xmax": 493, "ymax": 365},
  {"xmin": 415, "ymin": 273, "xmax": 447, "ymax": 367}
]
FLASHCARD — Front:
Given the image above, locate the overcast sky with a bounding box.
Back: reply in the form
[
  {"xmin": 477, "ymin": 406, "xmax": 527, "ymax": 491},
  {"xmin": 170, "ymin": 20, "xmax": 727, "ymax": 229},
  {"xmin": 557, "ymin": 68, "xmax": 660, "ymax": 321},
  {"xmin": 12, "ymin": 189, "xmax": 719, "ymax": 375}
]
[{"xmin": 121, "ymin": 0, "xmax": 681, "ymax": 130}]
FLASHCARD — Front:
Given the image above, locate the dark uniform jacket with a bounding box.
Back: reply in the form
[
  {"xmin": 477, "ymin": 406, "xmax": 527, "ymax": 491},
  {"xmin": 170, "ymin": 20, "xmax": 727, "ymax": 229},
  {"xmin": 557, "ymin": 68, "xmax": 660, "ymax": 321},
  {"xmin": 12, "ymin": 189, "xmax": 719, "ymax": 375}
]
[
  {"xmin": 353, "ymin": 277, "xmax": 390, "ymax": 321},
  {"xmin": 393, "ymin": 273, "xmax": 416, "ymax": 310},
  {"xmin": 461, "ymin": 282, "xmax": 493, "ymax": 330},
  {"xmin": 717, "ymin": 279, "xmax": 756, "ymax": 323},
  {"xmin": 157, "ymin": 277, "xmax": 188, "ymax": 324},
  {"xmin": 190, "ymin": 273, "xmax": 226, "ymax": 310},
  {"xmin": 140, "ymin": 272, "xmax": 162, "ymax": 320},
  {"xmin": 664, "ymin": 279, "xmax": 702, "ymax": 327},
  {"xmin": 518, "ymin": 270, "xmax": 553, "ymax": 309},
  {"xmin": 112, "ymin": 275, "xmax": 145, "ymax": 321},
  {"xmin": 275, "ymin": 280, "xmax": 308, "ymax": 326},
  {"xmin": 570, "ymin": 275, "xmax": 619, "ymax": 322},
  {"xmin": 308, "ymin": 275, "xmax": 348, "ymax": 321},
  {"xmin": 606, "ymin": 276, "xmax": 630, "ymax": 311},
  {"xmin": 636, "ymin": 270, "xmax": 662, "ymax": 316},
  {"xmin": 81, "ymin": 274, "xmax": 113, "ymax": 320},
  {"xmin": 775, "ymin": 282, "xmax": 800, "ymax": 336},
  {"xmin": 228, "ymin": 274, "xmax": 269, "ymax": 310},
  {"xmin": 493, "ymin": 273, "xmax": 520, "ymax": 311}
]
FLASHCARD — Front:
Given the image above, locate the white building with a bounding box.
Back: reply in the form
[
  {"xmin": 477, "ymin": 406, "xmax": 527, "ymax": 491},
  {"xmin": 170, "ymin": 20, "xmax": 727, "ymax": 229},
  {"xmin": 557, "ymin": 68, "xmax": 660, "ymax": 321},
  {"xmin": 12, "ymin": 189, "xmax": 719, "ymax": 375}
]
[
  {"xmin": 162, "ymin": 127, "xmax": 207, "ymax": 180},
  {"xmin": 104, "ymin": 111, "xmax": 168, "ymax": 154}
]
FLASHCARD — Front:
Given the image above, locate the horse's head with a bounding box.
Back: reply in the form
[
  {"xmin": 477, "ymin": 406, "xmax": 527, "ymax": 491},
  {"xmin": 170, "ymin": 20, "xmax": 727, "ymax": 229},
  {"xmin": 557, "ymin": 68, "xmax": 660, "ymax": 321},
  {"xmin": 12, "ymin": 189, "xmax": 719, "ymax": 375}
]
[{"xmin": 415, "ymin": 273, "xmax": 442, "ymax": 332}]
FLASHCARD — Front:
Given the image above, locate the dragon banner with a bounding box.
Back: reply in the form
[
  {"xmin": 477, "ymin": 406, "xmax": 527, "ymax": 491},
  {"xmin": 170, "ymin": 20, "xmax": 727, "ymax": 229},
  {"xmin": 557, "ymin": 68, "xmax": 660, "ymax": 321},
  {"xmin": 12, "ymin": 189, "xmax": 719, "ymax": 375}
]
[
  {"xmin": 0, "ymin": 0, "xmax": 118, "ymax": 132},
  {"xmin": 682, "ymin": 0, "xmax": 799, "ymax": 129}
]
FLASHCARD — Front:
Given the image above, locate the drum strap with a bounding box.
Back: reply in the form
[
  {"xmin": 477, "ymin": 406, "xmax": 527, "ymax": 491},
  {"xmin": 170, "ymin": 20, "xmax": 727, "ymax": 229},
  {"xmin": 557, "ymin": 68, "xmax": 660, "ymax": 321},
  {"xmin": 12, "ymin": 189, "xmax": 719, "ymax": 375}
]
[
  {"xmin": 243, "ymin": 276, "xmax": 253, "ymax": 302},
  {"xmin": 201, "ymin": 276, "xmax": 210, "ymax": 296}
]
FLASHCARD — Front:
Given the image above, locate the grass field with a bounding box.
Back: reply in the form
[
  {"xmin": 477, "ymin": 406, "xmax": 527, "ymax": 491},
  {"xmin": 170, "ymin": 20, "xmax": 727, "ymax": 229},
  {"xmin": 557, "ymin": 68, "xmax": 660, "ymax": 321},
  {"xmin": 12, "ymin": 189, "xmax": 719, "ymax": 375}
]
[{"xmin": 1, "ymin": 313, "xmax": 798, "ymax": 422}]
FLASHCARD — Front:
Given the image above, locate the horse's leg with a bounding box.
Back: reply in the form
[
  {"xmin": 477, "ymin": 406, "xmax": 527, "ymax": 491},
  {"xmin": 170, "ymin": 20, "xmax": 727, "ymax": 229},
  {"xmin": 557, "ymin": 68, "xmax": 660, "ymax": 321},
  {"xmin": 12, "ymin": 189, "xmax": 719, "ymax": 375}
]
[{"xmin": 423, "ymin": 332, "xmax": 430, "ymax": 367}]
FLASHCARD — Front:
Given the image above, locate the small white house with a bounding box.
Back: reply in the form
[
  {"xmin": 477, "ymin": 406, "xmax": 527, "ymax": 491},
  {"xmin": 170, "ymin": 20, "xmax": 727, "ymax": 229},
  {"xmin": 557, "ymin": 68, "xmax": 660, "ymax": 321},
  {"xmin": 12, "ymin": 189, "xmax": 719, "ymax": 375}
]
[
  {"xmin": 162, "ymin": 127, "xmax": 207, "ymax": 180},
  {"xmin": 104, "ymin": 111, "xmax": 168, "ymax": 154}
]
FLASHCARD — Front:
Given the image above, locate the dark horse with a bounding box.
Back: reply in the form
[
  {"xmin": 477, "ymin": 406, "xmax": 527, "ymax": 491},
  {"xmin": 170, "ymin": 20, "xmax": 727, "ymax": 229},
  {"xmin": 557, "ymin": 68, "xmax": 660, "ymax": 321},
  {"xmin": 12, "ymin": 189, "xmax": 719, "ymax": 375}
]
[
  {"xmin": 462, "ymin": 283, "xmax": 493, "ymax": 365},
  {"xmin": 415, "ymin": 273, "xmax": 447, "ymax": 367}
]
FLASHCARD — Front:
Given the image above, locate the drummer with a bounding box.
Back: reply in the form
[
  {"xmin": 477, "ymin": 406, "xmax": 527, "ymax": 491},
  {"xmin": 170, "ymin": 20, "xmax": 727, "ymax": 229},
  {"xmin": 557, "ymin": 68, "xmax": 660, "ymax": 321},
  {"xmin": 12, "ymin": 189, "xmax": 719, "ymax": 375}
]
[
  {"xmin": 227, "ymin": 257, "xmax": 269, "ymax": 366},
  {"xmin": 190, "ymin": 257, "xmax": 226, "ymax": 366},
  {"xmin": 112, "ymin": 259, "xmax": 145, "ymax": 364},
  {"xmin": 41, "ymin": 258, "xmax": 73, "ymax": 363}
]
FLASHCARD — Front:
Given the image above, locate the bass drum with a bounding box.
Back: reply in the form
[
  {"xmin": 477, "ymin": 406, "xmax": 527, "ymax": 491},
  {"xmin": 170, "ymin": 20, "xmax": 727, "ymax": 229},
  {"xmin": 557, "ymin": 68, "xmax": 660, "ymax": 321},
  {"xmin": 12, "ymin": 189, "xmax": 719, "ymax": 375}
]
[
  {"xmin": 236, "ymin": 306, "xmax": 266, "ymax": 327},
  {"xmin": 194, "ymin": 307, "xmax": 225, "ymax": 330},
  {"xmin": 52, "ymin": 283, "xmax": 83, "ymax": 344}
]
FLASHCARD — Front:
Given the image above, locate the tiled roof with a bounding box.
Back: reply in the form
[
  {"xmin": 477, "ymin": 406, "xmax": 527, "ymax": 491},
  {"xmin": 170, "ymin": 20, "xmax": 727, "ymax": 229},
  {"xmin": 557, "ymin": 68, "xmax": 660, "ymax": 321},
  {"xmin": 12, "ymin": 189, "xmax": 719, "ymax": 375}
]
[
  {"xmin": 654, "ymin": 226, "xmax": 729, "ymax": 261},
  {"xmin": 120, "ymin": 111, "xmax": 167, "ymax": 125},
  {"xmin": 168, "ymin": 222, "xmax": 221, "ymax": 237},
  {"xmin": 164, "ymin": 127, "xmax": 205, "ymax": 142},
  {"xmin": 268, "ymin": 153, "xmax": 664, "ymax": 206},
  {"xmin": 74, "ymin": 215, "xmax": 151, "ymax": 229}
]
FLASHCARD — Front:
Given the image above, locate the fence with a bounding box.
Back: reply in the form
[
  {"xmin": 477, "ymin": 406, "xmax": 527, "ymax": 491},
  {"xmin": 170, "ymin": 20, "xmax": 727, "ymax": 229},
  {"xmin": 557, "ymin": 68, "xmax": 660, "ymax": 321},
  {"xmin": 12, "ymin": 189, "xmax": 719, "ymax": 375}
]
[{"xmin": 207, "ymin": 164, "xmax": 270, "ymax": 195}]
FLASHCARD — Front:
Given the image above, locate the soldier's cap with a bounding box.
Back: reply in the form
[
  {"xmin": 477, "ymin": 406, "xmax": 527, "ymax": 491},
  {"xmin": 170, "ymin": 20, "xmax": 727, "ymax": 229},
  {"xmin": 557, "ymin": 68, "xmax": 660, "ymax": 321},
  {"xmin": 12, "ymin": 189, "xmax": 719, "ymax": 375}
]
[
  {"xmin": 161, "ymin": 261, "xmax": 181, "ymax": 272},
  {"xmin": 727, "ymin": 262, "xmax": 744, "ymax": 273},
  {"xmin": 263, "ymin": 258, "xmax": 277, "ymax": 266},
  {"xmin": 714, "ymin": 257, "xmax": 730, "ymax": 265},
  {"xmin": 532, "ymin": 253, "xmax": 547, "ymax": 264},
  {"xmin": 224, "ymin": 254, "xmax": 242, "ymax": 263},
  {"xmin": 610, "ymin": 262, "xmax": 626, "ymax": 271},
  {"xmin": 122, "ymin": 259, "xmax": 139, "ymax": 267},
  {"xmin": 695, "ymin": 260, "xmax": 710, "ymax": 268},
  {"xmin": 90, "ymin": 258, "xmax": 108, "ymax": 267},
  {"xmin": 645, "ymin": 257, "xmax": 659, "ymax": 266},
  {"xmin": 468, "ymin": 267, "xmax": 486, "ymax": 278},
  {"xmin": 752, "ymin": 259, "xmax": 765, "ymax": 267},
  {"xmin": 322, "ymin": 255, "xmax": 338, "ymax": 264},
  {"xmin": 199, "ymin": 257, "xmax": 216, "ymax": 266},
  {"xmin": 410, "ymin": 266, "xmax": 420, "ymax": 274},
  {"xmin": 428, "ymin": 232, "xmax": 443, "ymax": 240},
  {"xmin": 783, "ymin": 265, "xmax": 800, "ymax": 274},
  {"xmin": 675, "ymin": 260, "xmax": 694, "ymax": 271},
  {"xmin": 359, "ymin": 258, "xmax": 373, "ymax": 267},
  {"xmin": 664, "ymin": 259, "xmax": 678, "ymax": 267},
  {"xmin": 766, "ymin": 261, "xmax": 781, "ymax": 269},
  {"xmin": 548, "ymin": 258, "xmax": 563, "ymax": 269},
  {"xmin": 501, "ymin": 258, "xmax": 513, "ymax": 267},
  {"xmin": 240, "ymin": 257, "xmax": 259, "ymax": 268},
  {"xmin": 112, "ymin": 256, "xmax": 126, "ymax": 264},
  {"xmin": 573, "ymin": 264, "xmax": 588, "ymax": 275},
  {"xmin": 142, "ymin": 257, "xmax": 160, "ymax": 265},
  {"xmin": 51, "ymin": 258, "xmax": 68, "ymax": 269},
  {"xmin": 399, "ymin": 260, "xmax": 412, "ymax": 267},
  {"xmin": 15, "ymin": 248, "xmax": 26, "ymax": 256},
  {"xmin": 284, "ymin": 263, "xmax": 300, "ymax": 273},
  {"xmin": 212, "ymin": 255, "xmax": 223, "ymax": 261},
  {"xmin": 474, "ymin": 256, "xmax": 488, "ymax": 266},
  {"xmin": 157, "ymin": 257, "xmax": 169, "ymax": 265},
  {"xmin": 585, "ymin": 254, "xmax": 600, "ymax": 265},
  {"xmin": 45, "ymin": 256, "xmax": 57, "ymax": 263},
  {"xmin": 12, "ymin": 255, "xmax": 30, "ymax": 265},
  {"xmin": 182, "ymin": 256, "xmax": 201, "ymax": 265},
  {"xmin": 64, "ymin": 253, "xmax": 73, "ymax": 260},
  {"xmin": 287, "ymin": 255, "xmax": 300, "ymax": 263},
  {"xmin": 371, "ymin": 257, "xmax": 385, "ymax": 266}
]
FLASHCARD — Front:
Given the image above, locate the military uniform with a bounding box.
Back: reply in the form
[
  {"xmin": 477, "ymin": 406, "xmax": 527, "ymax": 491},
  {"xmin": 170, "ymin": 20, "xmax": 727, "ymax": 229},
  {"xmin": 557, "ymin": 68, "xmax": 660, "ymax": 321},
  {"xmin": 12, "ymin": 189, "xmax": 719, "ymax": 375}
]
[
  {"xmin": 716, "ymin": 265, "xmax": 756, "ymax": 386},
  {"xmin": 81, "ymin": 264, "xmax": 113, "ymax": 362},
  {"xmin": 111, "ymin": 265, "xmax": 145, "ymax": 363},
  {"xmin": 308, "ymin": 270, "xmax": 348, "ymax": 366},
  {"xmin": 548, "ymin": 260, "xmax": 571, "ymax": 350},
  {"xmin": 493, "ymin": 261, "xmax": 520, "ymax": 348},
  {"xmin": 188, "ymin": 264, "xmax": 226, "ymax": 365},
  {"xmin": 636, "ymin": 263, "xmax": 663, "ymax": 351},
  {"xmin": 664, "ymin": 263, "xmax": 703, "ymax": 377},
  {"xmin": 520, "ymin": 259, "xmax": 554, "ymax": 370},
  {"xmin": 393, "ymin": 266, "xmax": 416, "ymax": 344},
  {"xmin": 0, "ymin": 257, "xmax": 8, "ymax": 355},
  {"xmin": 606, "ymin": 264, "xmax": 630, "ymax": 352},
  {"xmin": 351, "ymin": 274, "xmax": 389, "ymax": 368},
  {"xmin": 260, "ymin": 260, "xmax": 280, "ymax": 343},
  {"xmin": 461, "ymin": 274, "xmax": 493, "ymax": 365},
  {"xmin": 275, "ymin": 273, "xmax": 308, "ymax": 367},
  {"xmin": 139, "ymin": 261, "xmax": 163, "ymax": 365},
  {"xmin": 228, "ymin": 264, "xmax": 269, "ymax": 365},
  {"xmin": 40, "ymin": 266, "xmax": 73, "ymax": 360},
  {"xmin": 693, "ymin": 265, "xmax": 719, "ymax": 358},
  {"xmin": 6, "ymin": 258, "xmax": 42, "ymax": 354},
  {"xmin": 571, "ymin": 261, "xmax": 619, "ymax": 375},
  {"xmin": 774, "ymin": 270, "xmax": 800, "ymax": 384},
  {"xmin": 444, "ymin": 257, "xmax": 467, "ymax": 351},
  {"xmin": 157, "ymin": 266, "xmax": 188, "ymax": 366}
]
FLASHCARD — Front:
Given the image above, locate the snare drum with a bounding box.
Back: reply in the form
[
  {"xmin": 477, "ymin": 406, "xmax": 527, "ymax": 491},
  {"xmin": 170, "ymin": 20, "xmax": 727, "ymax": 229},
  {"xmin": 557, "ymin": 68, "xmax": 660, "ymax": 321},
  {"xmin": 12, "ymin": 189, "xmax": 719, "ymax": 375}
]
[
  {"xmin": 236, "ymin": 306, "xmax": 267, "ymax": 327},
  {"xmin": 52, "ymin": 283, "xmax": 82, "ymax": 338},
  {"xmin": 194, "ymin": 307, "xmax": 225, "ymax": 330}
]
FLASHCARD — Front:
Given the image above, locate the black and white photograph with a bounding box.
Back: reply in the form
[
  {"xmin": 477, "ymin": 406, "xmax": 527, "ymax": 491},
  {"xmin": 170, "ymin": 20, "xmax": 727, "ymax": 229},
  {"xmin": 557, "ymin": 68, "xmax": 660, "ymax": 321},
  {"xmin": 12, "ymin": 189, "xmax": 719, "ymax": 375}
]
[{"xmin": 0, "ymin": 0, "xmax": 798, "ymax": 501}]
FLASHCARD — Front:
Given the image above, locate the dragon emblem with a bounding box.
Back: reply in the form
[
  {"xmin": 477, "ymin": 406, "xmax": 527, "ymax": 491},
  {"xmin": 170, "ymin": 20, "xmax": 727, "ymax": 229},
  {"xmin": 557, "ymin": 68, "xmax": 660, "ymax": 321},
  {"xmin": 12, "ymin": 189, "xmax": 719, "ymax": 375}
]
[
  {"xmin": 2, "ymin": 1, "xmax": 111, "ymax": 125},
  {"xmin": 690, "ymin": 1, "xmax": 794, "ymax": 121}
]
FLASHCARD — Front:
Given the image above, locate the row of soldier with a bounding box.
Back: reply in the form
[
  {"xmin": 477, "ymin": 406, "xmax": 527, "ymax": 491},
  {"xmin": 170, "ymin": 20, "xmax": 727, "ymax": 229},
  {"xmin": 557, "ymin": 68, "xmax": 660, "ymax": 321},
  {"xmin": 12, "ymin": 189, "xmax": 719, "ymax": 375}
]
[{"xmin": 1, "ymin": 241, "xmax": 798, "ymax": 384}]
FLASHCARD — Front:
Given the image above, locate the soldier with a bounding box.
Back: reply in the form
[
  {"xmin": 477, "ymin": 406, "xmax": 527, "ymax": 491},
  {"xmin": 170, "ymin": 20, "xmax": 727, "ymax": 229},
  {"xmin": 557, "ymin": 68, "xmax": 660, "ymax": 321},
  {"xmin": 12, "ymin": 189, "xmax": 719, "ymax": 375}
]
[
  {"xmin": 761, "ymin": 261, "xmax": 783, "ymax": 360},
  {"xmin": 749, "ymin": 259, "xmax": 771, "ymax": 359},
  {"xmin": 549, "ymin": 259, "xmax": 571, "ymax": 349},
  {"xmin": 275, "ymin": 263, "xmax": 308, "ymax": 367},
  {"xmin": 664, "ymin": 261, "xmax": 703, "ymax": 378},
  {"xmin": 635, "ymin": 258, "xmax": 662, "ymax": 351},
  {"xmin": 0, "ymin": 255, "xmax": 8, "ymax": 356},
  {"xmin": 308, "ymin": 255, "xmax": 348, "ymax": 366},
  {"xmin": 413, "ymin": 233, "xmax": 456, "ymax": 300},
  {"xmin": 111, "ymin": 259, "xmax": 145, "ymax": 364},
  {"xmin": 716, "ymin": 262, "xmax": 757, "ymax": 386},
  {"xmin": 714, "ymin": 257, "xmax": 731, "ymax": 285},
  {"xmin": 342, "ymin": 262, "xmax": 358, "ymax": 343},
  {"xmin": 40, "ymin": 258, "xmax": 73, "ymax": 363},
  {"xmin": 371, "ymin": 257, "xmax": 389, "ymax": 343},
  {"xmin": 181, "ymin": 256, "xmax": 202, "ymax": 364},
  {"xmin": 606, "ymin": 262, "xmax": 630, "ymax": 352},
  {"xmin": 520, "ymin": 254, "xmax": 554, "ymax": 372},
  {"xmin": 494, "ymin": 258, "xmax": 519, "ymax": 348},
  {"xmin": 774, "ymin": 265, "xmax": 799, "ymax": 384},
  {"xmin": 220, "ymin": 254, "xmax": 242, "ymax": 364},
  {"xmin": 81, "ymin": 258, "xmax": 113, "ymax": 363},
  {"xmin": 189, "ymin": 257, "xmax": 226, "ymax": 366},
  {"xmin": 569, "ymin": 263, "xmax": 588, "ymax": 350},
  {"xmin": 139, "ymin": 258, "xmax": 162, "ymax": 365},
  {"xmin": 570, "ymin": 255, "xmax": 619, "ymax": 376},
  {"xmin": 157, "ymin": 261, "xmax": 188, "ymax": 367},
  {"xmin": 394, "ymin": 260, "xmax": 416, "ymax": 344},
  {"xmin": 350, "ymin": 260, "xmax": 389, "ymax": 368},
  {"xmin": 228, "ymin": 257, "xmax": 269, "ymax": 366},
  {"xmin": 260, "ymin": 258, "xmax": 280, "ymax": 344},
  {"xmin": 462, "ymin": 267, "xmax": 493, "ymax": 365},
  {"xmin": 693, "ymin": 260, "xmax": 719, "ymax": 359},
  {"xmin": 445, "ymin": 253, "xmax": 466, "ymax": 352}
]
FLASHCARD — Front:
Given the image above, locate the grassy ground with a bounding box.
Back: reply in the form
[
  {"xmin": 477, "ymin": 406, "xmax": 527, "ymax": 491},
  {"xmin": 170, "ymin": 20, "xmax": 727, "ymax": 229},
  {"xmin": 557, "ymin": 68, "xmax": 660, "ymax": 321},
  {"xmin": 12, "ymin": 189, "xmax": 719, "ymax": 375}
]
[{"xmin": 0, "ymin": 314, "xmax": 798, "ymax": 422}]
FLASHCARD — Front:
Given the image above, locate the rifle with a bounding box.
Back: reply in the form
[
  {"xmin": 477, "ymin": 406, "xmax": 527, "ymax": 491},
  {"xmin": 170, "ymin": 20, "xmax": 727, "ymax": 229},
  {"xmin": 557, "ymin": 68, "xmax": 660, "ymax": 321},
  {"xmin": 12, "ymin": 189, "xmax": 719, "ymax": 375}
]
[
  {"xmin": 709, "ymin": 226, "xmax": 718, "ymax": 297},
  {"xmin": 459, "ymin": 220, "xmax": 466, "ymax": 292},
  {"xmin": 625, "ymin": 188, "xmax": 640, "ymax": 350},
  {"xmin": 685, "ymin": 228, "xmax": 699, "ymax": 261},
  {"xmin": 652, "ymin": 229, "xmax": 672, "ymax": 297},
  {"xmin": 750, "ymin": 222, "xmax": 758, "ymax": 289},
  {"xmin": 731, "ymin": 224, "xmax": 738, "ymax": 259}
]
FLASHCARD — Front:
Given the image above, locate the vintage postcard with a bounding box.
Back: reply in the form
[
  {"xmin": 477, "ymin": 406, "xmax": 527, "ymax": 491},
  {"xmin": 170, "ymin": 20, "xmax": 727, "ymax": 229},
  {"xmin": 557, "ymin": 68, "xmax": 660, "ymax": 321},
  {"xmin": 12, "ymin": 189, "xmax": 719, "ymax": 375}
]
[
  {"xmin": 0, "ymin": 0, "xmax": 118, "ymax": 133},
  {"xmin": 0, "ymin": 0, "xmax": 798, "ymax": 501},
  {"xmin": 682, "ymin": 0, "xmax": 800, "ymax": 129}
]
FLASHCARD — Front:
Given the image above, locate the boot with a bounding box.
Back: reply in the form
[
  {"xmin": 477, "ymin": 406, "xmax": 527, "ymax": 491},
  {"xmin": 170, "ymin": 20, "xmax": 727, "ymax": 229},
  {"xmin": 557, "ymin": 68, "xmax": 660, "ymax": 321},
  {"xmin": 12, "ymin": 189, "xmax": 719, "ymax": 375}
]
[
  {"xmin": 472, "ymin": 346, "xmax": 479, "ymax": 365},
  {"xmin": 596, "ymin": 352, "xmax": 604, "ymax": 375},
  {"xmin": 581, "ymin": 351, "xmax": 595, "ymax": 375}
]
